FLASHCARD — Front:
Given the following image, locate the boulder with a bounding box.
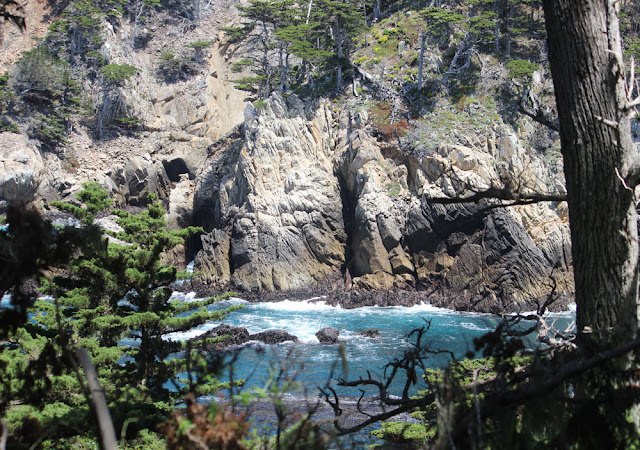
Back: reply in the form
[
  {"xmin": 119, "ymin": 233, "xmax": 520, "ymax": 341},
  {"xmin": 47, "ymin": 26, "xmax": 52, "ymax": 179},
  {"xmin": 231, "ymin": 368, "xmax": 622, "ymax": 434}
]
[
  {"xmin": 316, "ymin": 327, "xmax": 340, "ymax": 344},
  {"xmin": 0, "ymin": 133, "xmax": 44, "ymax": 208},
  {"xmin": 250, "ymin": 330, "xmax": 299, "ymax": 344}
]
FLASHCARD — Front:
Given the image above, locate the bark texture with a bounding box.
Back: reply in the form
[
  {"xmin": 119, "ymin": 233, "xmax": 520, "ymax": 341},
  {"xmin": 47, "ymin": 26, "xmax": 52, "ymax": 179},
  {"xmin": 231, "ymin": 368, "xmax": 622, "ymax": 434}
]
[{"xmin": 542, "ymin": 0, "xmax": 639, "ymax": 343}]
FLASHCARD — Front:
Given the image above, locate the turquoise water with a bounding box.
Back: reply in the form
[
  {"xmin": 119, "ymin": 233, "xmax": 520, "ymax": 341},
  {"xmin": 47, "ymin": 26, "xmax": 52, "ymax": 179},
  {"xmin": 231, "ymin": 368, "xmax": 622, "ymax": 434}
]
[{"xmin": 165, "ymin": 294, "xmax": 575, "ymax": 399}]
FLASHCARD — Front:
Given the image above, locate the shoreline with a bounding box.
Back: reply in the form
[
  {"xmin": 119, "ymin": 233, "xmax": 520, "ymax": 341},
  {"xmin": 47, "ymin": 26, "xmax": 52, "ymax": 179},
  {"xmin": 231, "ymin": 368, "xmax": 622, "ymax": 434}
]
[{"xmin": 185, "ymin": 280, "xmax": 574, "ymax": 315}]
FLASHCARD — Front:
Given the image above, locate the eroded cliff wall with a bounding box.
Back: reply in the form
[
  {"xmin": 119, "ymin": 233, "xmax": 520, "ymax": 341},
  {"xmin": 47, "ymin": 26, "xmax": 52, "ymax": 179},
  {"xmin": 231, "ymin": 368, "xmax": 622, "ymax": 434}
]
[{"xmin": 192, "ymin": 94, "xmax": 573, "ymax": 312}]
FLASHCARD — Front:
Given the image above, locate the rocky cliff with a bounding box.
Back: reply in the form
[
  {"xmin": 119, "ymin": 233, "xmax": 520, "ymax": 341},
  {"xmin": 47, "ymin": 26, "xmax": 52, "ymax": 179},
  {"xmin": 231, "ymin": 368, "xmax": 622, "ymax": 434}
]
[
  {"xmin": 0, "ymin": 0, "xmax": 574, "ymax": 312},
  {"xmin": 192, "ymin": 94, "xmax": 573, "ymax": 313}
]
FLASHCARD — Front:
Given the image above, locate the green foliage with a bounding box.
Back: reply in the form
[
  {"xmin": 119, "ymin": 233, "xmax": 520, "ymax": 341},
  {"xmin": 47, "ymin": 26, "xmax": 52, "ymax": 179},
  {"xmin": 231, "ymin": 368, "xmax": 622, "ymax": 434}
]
[
  {"xmin": 31, "ymin": 115, "xmax": 68, "ymax": 147},
  {"xmin": 13, "ymin": 47, "xmax": 69, "ymax": 99},
  {"xmin": 220, "ymin": 24, "xmax": 254, "ymax": 43},
  {"xmin": 13, "ymin": 49, "xmax": 84, "ymax": 149},
  {"xmin": 421, "ymin": 6, "xmax": 465, "ymax": 39},
  {"xmin": 371, "ymin": 421, "xmax": 435, "ymax": 443},
  {"xmin": 231, "ymin": 58, "xmax": 256, "ymax": 73},
  {"xmin": 157, "ymin": 52, "xmax": 196, "ymax": 82},
  {"xmin": 2, "ymin": 184, "xmax": 241, "ymax": 445},
  {"xmin": 385, "ymin": 181, "xmax": 401, "ymax": 198},
  {"xmin": 0, "ymin": 72, "xmax": 15, "ymax": 111},
  {"xmin": 100, "ymin": 64, "xmax": 138, "ymax": 84},
  {"xmin": 185, "ymin": 40, "xmax": 213, "ymax": 62},
  {"xmin": 185, "ymin": 39, "xmax": 213, "ymax": 49},
  {"xmin": 0, "ymin": 119, "xmax": 19, "ymax": 133},
  {"xmin": 506, "ymin": 58, "xmax": 539, "ymax": 81}
]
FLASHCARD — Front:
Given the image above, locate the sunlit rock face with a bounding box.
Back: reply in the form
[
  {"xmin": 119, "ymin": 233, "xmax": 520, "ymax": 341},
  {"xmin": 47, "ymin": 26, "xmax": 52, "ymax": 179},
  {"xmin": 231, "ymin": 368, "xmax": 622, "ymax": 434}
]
[
  {"xmin": 193, "ymin": 93, "xmax": 573, "ymax": 312},
  {"xmin": 195, "ymin": 94, "xmax": 346, "ymax": 292}
]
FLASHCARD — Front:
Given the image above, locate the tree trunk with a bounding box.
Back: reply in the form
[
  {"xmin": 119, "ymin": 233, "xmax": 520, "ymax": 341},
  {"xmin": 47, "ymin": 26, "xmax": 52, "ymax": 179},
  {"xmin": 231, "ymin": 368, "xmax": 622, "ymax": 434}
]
[
  {"xmin": 76, "ymin": 348, "xmax": 118, "ymax": 450},
  {"xmin": 542, "ymin": 0, "xmax": 639, "ymax": 345},
  {"xmin": 306, "ymin": 0, "xmax": 313, "ymax": 24},
  {"xmin": 505, "ymin": 2, "xmax": 513, "ymax": 57}
]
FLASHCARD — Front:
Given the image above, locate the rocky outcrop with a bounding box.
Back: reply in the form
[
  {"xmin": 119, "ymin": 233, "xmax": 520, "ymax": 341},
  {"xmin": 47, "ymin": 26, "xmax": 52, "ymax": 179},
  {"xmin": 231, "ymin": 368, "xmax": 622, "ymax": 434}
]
[
  {"xmin": 0, "ymin": 133, "xmax": 45, "ymax": 210},
  {"xmin": 193, "ymin": 93, "xmax": 573, "ymax": 313},
  {"xmin": 358, "ymin": 329, "xmax": 380, "ymax": 338},
  {"xmin": 106, "ymin": 155, "xmax": 171, "ymax": 206},
  {"xmin": 194, "ymin": 95, "xmax": 346, "ymax": 292},
  {"xmin": 198, "ymin": 324, "xmax": 250, "ymax": 350},
  {"xmin": 316, "ymin": 327, "xmax": 340, "ymax": 344},
  {"xmin": 250, "ymin": 330, "xmax": 299, "ymax": 345},
  {"xmin": 195, "ymin": 324, "xmax": 299, "ymax": 350}
]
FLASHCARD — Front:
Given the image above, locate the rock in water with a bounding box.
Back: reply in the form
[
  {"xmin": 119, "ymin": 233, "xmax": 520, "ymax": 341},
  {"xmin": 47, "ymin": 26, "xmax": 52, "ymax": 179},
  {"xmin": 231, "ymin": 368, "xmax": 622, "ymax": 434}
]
[
  {"xmin": 250, "ymin": 330, "xmax": 299, "ymax": 344},
  {"xmin": 358, "ymin": 329, "xmax": 380, "ymax": 338},
  {"xmin": 197, "ymin": 324, "xmax": 250, "ymax": 350},
  {"xmin": 316, "ymin": 327, "xmax": 340, "ymax": 344}
]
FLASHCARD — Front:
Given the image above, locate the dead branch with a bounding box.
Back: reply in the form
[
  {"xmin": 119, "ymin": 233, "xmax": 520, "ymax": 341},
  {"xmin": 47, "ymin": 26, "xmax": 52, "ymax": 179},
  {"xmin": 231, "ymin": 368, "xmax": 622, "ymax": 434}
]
[
  {"xmin": 427, "ymin": 186, "xmax": 566, "ymax": 206},
  {"xmin": 518, "ymin": 85, "xmax": 560, "ymax": 132},
  {"xmin": 425, "ymin": 162, "xmax": 567, "ymax": 208}
]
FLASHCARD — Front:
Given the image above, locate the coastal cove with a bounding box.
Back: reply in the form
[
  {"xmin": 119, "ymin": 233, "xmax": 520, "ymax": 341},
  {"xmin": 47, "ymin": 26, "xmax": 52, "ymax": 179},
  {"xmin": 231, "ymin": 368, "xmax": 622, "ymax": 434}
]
[{"xmin": 167, "ymin": 293, "xmax": 575, "ymax": 402}]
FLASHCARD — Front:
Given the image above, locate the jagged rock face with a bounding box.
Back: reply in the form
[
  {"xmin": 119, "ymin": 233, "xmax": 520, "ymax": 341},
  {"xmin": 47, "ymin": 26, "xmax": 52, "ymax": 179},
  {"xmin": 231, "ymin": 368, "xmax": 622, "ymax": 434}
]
[
  {"xmin": 194, "ymin": 93, "xmax": 574, "ymax": 312},
  {"xmin": 106, "ymin": 155, "xmax": 171, "ymax": 206},
  {"xmin": 195, "ymin": 95, "xmax": 346, "ymax": 292}
]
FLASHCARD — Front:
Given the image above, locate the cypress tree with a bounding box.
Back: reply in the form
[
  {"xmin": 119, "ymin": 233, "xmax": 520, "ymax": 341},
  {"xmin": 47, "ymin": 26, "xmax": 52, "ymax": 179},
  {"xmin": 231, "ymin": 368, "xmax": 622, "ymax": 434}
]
[{"xmin": 1, "ymin": 182, "xmax": 241, "ymax": 441}]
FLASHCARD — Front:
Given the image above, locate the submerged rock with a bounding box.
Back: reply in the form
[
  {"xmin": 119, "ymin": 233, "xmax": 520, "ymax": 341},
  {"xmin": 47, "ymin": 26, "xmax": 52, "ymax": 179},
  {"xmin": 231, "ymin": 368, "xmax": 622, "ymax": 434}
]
[
  {"xmin": 316, "ymin": 327, "xmax": 340, "ymax": 344},
  {"xmin": 358, "ymin": 329, "xmax": 380, "ymax": 338}
]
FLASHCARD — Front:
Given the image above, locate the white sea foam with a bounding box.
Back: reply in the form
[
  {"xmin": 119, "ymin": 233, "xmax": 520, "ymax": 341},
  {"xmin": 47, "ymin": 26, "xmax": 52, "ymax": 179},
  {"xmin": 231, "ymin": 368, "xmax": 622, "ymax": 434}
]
[
  {"xmin": 163, "ymin": 321, "xmax": 222, "ymax": 341},
  {"xmin": 260, "ymin": 299, "xmax": 341, "ymax": 312},
  {"xmin": 168, "ymin": 291, "xmax": 199, "ymax": 302},
  {"xmin": 459, "ymin": 321, "xmax": 491, "ymax": 332}
]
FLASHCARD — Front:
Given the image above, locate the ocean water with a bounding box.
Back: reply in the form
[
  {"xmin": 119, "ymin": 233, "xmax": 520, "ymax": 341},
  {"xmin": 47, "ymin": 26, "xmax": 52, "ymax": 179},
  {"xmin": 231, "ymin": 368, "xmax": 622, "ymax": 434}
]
[{"xmin": 166, "ymin": 295, "xmax": 575, "ymax": 399}]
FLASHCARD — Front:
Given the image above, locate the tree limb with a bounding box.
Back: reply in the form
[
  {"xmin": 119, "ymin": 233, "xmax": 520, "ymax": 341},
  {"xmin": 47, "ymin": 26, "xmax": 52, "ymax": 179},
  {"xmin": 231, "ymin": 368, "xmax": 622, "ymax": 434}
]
[
  {"xmin": 75, "ymin": 348, "xmax": 118, "ymax": 450},
  {"xmin": 427, "ymin": 187, "xmax": 566, "ymax": 206},
  {"xmin": 0, "ymin": 420, "xmax": 7, "ymax": 450},
  {"xmin": 518, "ymin": 86, "xmax": 560, "ymax": 132}
]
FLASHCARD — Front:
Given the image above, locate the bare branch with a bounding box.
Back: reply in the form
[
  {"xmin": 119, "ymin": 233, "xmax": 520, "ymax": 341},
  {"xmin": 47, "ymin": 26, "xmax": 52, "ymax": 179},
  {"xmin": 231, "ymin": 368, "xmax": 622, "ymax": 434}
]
[
  {"xmin": 518, "ymin": 86, "xmax": 560, "ymax": 132},
  {"xmin": 75, "ymin": 348, "xmax": 118, "ymax": 450},
  {"xmin": 0, "ymin": 420, "xmax": 7, "ymax": 450},
  {"xmin": 427, "ymin": 186, "xmax": 566, "ymax": 206}
]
